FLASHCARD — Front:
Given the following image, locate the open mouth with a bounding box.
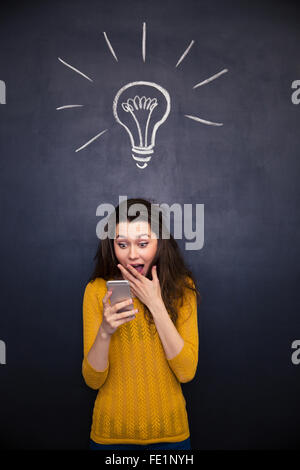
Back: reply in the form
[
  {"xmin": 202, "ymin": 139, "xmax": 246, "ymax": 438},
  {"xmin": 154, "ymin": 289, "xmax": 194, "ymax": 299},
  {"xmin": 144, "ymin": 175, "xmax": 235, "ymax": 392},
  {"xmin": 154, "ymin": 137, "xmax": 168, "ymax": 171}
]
[{"xmin": 130, "ymin": 264, "xmax": 144, "ymax": 274}]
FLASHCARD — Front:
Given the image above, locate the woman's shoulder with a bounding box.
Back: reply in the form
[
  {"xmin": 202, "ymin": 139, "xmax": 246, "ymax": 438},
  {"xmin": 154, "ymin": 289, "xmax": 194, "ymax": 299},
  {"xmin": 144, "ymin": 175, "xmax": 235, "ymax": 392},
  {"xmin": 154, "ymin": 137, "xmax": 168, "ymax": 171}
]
[
  {"xmin": 179, "ymin": 275, "xmax": 195, "ymax": 291},
  {"xmin": 185, "ymin": 275, "xmax": 195, "ymax": 288},
  {"xmin": 180, "ymin": 276, "xmax": 198, "ymax": 304},
  {"xmin": 85, "ymin": 277, "xmax": 107, "ymax": 294}
]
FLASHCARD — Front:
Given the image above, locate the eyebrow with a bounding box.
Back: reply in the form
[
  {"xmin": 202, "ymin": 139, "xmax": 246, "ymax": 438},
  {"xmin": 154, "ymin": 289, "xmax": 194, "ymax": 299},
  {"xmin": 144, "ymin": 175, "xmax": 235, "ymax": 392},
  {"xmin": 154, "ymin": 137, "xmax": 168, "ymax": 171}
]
[{"xmin": 116, "ymin": 234, "xmax": 150, "ymax": 239}]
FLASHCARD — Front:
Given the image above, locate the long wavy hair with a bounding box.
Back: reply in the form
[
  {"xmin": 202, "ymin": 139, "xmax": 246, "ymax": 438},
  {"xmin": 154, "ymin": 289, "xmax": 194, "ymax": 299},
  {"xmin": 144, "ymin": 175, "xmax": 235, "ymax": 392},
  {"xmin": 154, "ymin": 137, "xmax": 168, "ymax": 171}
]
[{"xmin": 88, "ymin": 198, "xmax": 201, "ymax": 329}]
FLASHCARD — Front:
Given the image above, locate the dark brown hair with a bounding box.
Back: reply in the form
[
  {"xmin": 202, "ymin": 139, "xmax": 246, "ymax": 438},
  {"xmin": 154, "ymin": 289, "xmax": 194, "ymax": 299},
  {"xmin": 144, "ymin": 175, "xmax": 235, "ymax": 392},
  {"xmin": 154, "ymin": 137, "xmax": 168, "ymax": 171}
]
[{"xmin": 88, "ymin": 197, "xmax": 201, "ymax": 329}]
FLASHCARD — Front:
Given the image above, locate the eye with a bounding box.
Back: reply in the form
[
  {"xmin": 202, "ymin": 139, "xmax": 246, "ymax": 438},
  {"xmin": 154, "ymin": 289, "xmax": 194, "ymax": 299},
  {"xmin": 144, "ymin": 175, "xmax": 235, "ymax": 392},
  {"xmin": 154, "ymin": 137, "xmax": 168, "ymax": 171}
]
[
  {"xmin": 117, "ymin": 242, "xmax": 148, "ymax": 249},
  {"xmin": 117, "ymin": 243, "xmax": 127, "ymax": 249}
]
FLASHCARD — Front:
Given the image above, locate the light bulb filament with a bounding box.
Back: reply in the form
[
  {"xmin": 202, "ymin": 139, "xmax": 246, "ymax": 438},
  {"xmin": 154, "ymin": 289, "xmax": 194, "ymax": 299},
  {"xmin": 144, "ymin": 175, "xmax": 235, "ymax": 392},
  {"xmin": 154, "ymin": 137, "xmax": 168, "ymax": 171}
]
[{"xmin": 122, "ymin": 96, "xmax": 158, "ymax": 148}]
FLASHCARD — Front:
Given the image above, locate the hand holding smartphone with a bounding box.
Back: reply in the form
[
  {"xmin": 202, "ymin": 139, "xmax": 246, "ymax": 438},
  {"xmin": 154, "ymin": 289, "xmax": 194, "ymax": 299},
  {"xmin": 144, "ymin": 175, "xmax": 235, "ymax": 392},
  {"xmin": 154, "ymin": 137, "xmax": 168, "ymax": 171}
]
[
  {"xmin": 106, "ymin": 280, "xmax": 134, "ymax": 313},
  {"xmin": 100, "ymin": 280, "xmax": 138, "ymax": 337}
]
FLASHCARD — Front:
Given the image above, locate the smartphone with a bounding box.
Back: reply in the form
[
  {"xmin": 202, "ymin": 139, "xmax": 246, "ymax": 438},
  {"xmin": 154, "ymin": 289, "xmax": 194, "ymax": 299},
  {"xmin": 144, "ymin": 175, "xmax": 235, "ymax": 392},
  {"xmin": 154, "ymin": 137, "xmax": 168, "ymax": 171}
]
[{"xmin": 106, "ymin": 280, "xmax": 134, "ymax": 313}]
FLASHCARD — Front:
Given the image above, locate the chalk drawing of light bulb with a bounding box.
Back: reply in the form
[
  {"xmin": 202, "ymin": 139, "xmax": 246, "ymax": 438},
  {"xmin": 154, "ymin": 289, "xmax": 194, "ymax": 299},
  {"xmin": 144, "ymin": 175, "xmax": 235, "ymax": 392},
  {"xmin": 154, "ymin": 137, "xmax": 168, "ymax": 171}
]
[{"xmin": 113, "ymin": 81, "xmax": 171, "ymax": 169}]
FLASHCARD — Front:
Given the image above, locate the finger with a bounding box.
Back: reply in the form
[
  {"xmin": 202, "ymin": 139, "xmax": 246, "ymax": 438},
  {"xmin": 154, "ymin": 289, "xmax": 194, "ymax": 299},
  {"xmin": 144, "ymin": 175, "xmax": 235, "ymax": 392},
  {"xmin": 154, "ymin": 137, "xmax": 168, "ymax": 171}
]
[
  {"xmin": 102, "ymin": 290, "xmax": 112, "ymax": 306},
  {"xmin": 113, "ymin": 297, "xmax": 134, "ymax": 313},
  {"xmin": 113, "ymin": 309, "xmax": 138, "ymax": 322},
  {"xmin": 118, "ymin": 264, "xmax": 139, "ymax": 284},
  {"xmin": 130, "ymin": 286, "xmax": 137, "ymax": 297},
  {"xmin": 119, "ymin": 308, "xmax": 138, "ymax": 319},
  {"xmin": 125, "ymin": 264, "xmax": 144, "ymax": 281},
  {"xmin": 118, "ymin": 314, "xmax": 136, "ymax": 325}
]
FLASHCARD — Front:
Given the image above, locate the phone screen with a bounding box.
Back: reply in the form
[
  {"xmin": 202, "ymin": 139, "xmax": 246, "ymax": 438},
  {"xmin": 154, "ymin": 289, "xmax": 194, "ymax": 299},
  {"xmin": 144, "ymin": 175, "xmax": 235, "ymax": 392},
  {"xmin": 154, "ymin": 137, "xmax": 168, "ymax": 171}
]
[{"xmin": 106, "ymin": 281, "xmax": 134, "ymax": 313}]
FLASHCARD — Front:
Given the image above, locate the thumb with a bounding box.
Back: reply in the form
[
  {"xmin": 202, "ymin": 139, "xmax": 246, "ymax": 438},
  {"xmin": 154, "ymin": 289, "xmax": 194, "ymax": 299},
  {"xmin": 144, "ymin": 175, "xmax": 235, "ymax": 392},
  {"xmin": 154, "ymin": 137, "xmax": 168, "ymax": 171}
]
[{"xmin": 103, "ymin": 290, "xmax": 112, "ymax": 307}]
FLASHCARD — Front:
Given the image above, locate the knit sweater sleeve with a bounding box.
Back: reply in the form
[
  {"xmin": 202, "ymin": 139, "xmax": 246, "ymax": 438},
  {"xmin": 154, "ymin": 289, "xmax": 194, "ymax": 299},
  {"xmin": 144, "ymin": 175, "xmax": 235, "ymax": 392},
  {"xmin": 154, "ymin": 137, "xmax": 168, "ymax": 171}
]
[
  {"xmin": 82, "ymin": 280, "xmax": 110, "ymax": 390},
  {"xmin": 167, "ymin": 280, "xmax": 199, "ymax": 383}
]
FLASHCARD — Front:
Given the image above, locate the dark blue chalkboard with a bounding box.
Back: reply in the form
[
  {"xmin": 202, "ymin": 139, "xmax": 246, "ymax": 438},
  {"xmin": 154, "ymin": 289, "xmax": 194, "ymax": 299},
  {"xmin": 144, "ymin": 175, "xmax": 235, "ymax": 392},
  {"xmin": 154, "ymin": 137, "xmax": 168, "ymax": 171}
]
[{"xmin": 0, "ymin": 0, "xmax": 299, "ymax": 450}]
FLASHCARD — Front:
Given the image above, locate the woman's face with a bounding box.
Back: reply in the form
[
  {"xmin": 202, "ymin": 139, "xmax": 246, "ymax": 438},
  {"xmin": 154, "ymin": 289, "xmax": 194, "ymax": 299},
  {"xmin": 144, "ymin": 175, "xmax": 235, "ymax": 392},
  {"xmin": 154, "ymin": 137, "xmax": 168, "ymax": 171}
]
[{"xmin": 114, "ymin": 220, "xmax": 158, "ymax": 277}]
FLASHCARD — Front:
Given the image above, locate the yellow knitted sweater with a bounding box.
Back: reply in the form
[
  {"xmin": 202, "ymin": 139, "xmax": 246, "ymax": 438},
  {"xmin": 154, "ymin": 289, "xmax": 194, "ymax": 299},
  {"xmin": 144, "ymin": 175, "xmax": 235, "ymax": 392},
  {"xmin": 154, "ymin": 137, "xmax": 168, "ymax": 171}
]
[{"xmin": 82, "ymin": 277, "xmax": 199, "ymax": 445}]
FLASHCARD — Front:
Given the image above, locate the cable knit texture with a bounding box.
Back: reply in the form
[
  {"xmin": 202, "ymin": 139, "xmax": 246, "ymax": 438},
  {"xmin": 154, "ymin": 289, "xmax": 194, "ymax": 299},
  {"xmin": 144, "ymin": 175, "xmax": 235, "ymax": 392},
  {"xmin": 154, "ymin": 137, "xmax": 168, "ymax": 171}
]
[{"xmin": 82, "ymin": 276, "xmax": 199, "ymax": 445}]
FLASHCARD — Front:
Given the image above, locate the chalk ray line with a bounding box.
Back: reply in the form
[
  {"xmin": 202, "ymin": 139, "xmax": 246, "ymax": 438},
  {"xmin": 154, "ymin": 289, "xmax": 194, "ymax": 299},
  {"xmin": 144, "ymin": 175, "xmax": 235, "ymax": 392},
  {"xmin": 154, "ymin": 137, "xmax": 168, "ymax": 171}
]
[
  {"xmin": 142, "ymin": 22, "xmax": 146, "ymax": 62},
  {"xmin": 193, "ymin": 68, "xmax": 228, "ymax": 88},
  {"xmin": 75, "ymin": 129, "xmax": 108, "ymax": 152},
  {"xmin": 175, "ymin": 40, "xmax": 195, "ymax": 68},
  {"xmin": 184, "ymin": 114, "xmax": 223, "ymax": 126},
  {"xmin": 103, "ymin": 32, "xmax": 118, "ymax": 62},
  {"xmin": 56, "ymin": 105, "xmax": 84, "ymax": 110},
  {"xmin": 58, "ymin": 57, "xmax": 93, "ymax": 82}
]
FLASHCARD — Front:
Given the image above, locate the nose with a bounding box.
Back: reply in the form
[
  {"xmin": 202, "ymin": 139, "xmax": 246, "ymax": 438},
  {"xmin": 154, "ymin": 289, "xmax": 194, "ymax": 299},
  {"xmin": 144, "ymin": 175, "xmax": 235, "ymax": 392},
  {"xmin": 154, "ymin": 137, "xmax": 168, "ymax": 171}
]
[{"xmin": 128, "ymin": 244, "xmax": 138, "ymax": 260}]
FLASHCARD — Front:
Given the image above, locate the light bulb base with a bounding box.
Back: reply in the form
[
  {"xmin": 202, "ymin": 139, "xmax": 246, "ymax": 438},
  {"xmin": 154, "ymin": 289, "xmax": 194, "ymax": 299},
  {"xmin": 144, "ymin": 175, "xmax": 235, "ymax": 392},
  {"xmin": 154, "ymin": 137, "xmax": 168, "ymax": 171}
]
[
  {"xmin": 132, "ymin": 147, "xmax": 154, "ymax": 169},
  {"xmin": 132, "ymin": 146, "xmax": 154, "ymax": 155}
]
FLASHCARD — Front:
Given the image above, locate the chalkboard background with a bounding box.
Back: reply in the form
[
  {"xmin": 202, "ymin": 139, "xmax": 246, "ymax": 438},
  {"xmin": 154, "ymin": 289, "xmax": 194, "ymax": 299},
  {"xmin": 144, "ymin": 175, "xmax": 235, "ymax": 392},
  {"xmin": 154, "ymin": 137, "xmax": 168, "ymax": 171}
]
[{"xmin": 0, "ymin": 0, "xmax": 299, "ymax": 450}]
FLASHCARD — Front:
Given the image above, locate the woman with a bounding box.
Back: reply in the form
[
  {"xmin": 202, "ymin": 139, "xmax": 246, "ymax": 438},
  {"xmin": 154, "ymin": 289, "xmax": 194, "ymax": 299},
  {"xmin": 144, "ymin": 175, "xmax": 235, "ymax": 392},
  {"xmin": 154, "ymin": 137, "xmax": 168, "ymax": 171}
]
[{"xmin": 82, "ymin": 198, "xmax": 201, "ymax": 450}]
